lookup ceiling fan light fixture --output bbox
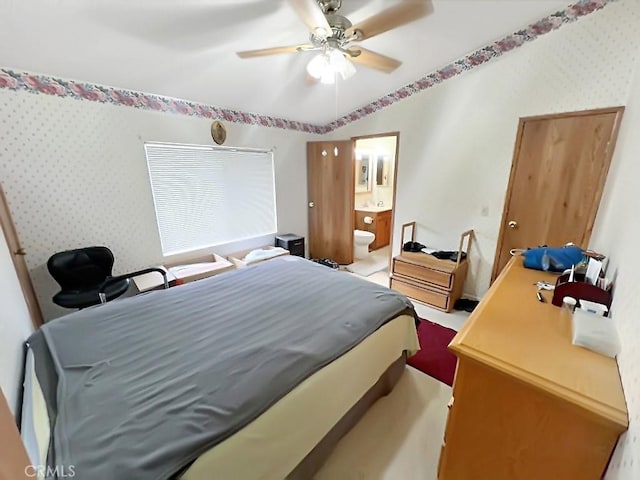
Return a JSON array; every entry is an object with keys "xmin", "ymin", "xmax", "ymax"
[
  {"xmin": 307, "ymin": 48, "xmax": 355, "ymax": 84},
  {"xmin": 320, "ymin": 68, "xmax": 336, "ymax": 85},
  {"xmin": 329, "ymin": 49, "xmax": 356, "ymax": 80},
  {"xmin": 306, "ymin": 52, "xmax": 330, "ymax": 79}
]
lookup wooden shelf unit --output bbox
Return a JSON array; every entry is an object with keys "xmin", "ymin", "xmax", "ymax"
[
  {"xmin": 438, "ymin": 257, "xmax": 628, "ymax": 480},
  {"xmin": 390, "ymin": 224, "xmax": 472, "ymax": 312},
  {"xmin": 391, "ymin": 252, "xmax": 468, "ymax": 312}
]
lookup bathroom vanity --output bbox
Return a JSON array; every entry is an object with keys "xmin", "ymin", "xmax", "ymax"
[{"xmin": 354, "ymin": 208, "xmax": 391, "ymax": 251}]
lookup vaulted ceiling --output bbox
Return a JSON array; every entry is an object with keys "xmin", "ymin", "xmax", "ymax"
[{"xmin": 1, "ymin": 0, "xmax": 574, "ymax": 125}]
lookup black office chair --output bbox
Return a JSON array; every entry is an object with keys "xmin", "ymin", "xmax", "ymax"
[{"xmin": 47, "ymin": 246, "xmax": 167, "ymax": 309}]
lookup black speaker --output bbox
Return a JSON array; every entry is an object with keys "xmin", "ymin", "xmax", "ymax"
[{"xmin": 275, "ymin": 234, "xmax": 305, "ymax": 257}]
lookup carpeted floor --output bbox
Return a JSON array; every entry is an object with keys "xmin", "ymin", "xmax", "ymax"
[{"xmin": 408, "ymin": 320, "xmax": 458, "ymax": 386}]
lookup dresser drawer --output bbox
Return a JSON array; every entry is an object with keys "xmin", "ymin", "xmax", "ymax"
[
  {"xmin": 393, "ymin": 259, "xmax": 453, "ymax": 289},
  {"xmin": 390, "ymin": 277, "xmax": 449, "ymax": 310}
]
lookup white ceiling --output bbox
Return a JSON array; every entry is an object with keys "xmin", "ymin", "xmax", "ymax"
[{"xmin": 0, "ymin": 0, "xmax": 571, "ymax": 125}]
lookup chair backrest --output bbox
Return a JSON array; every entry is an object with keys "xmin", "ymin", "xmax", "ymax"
[{"xmin": 47, "ymin": 246, "xmax": 115, "ymax": 291}]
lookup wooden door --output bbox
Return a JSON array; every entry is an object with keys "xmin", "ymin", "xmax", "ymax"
[
  {"xmin": 0, "ymin": 184, "xmax": 43, "ymax": 327},
  {"xmin": 307, "ymin": 140, "xmax": 354, "ymax": 264},
  {"xmin": 492, "ymin": 108, "xmax": 624, "ymax": 279}
]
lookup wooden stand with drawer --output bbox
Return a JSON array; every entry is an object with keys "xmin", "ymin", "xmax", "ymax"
[
  {"xmin": 438, "ymin": 257, "xmax": 628, "ymax": 480},
  {"xmin": 390, "ymin": 225, "xmax": 472, "ymax": 312}
]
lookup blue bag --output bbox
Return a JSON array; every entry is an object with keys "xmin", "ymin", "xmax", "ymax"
[{"xmin": 522, "ymin": 245, "xmax": 585, "ymax": 272}]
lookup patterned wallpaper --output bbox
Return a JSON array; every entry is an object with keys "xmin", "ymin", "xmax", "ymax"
[
  {"xmin": 0, "ymin": 91, "xmax": 310, "ymax": 320},
  {"xmin": 0, "ymin": 0, "xmax": 638, "ymax": 476},
  {"xmin": 590, "ymin": 43, "xmax": 640, "ymax": 478},
  {"xmin": 0, "ymin": 0, "xmax": 618, "ymax": 134},
  {"xmin": 326, "ymin": 0, "xmax": 640, "ymax": 302},
  {"xmin": 323, "ymin": 1, "xmax": 640, "ymax": 474}
]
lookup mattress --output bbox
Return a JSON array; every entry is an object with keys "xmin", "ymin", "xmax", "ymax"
[
  {"xmin": 23, "ymin": 314, "xmax": 418, "ymax": 480},
  {"xmin": 23, "ymin": 256, "xmax": 416, "ymax": 479}
]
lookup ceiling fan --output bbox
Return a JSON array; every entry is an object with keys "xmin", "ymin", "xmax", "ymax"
[{"xmin": 236, "ymin": 0, "xmax": 434, "ymax": 84}]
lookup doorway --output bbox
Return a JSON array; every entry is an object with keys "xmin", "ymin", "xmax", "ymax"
[
  {"xmin": 306, "ymin": 132, "xmax": 400, "ymax": 277},
  {"xmin": 348, "ymin": 133, "xmax": 399, "ymax": 281},
  {"xmin": 492, "ymin": 107, "xmax": 624, "ymax": 280}
]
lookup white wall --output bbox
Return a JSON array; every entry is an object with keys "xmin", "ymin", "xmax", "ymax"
[
  {"xmin": 327, "ymin": 0, "xmax": 640, "ymax": 299},
  {"xmin": 590, "ymin": 47, "xmax": 640, "ymax": 480},
  {"xmin": 0, "ymin": 231, "xmax": 33, "ymax": 416},
  {"xmin": 0, "ymin": 90, "xmax": 309, "ymax": 320}
]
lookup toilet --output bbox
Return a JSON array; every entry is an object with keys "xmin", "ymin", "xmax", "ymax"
[{"xmin": 354, "ymin": 230, "xmax": 375, "ymax": 259}]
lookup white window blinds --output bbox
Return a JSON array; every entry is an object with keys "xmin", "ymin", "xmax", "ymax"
[{"xmin": 145, "ymin": 142, "xmax": 277, "ymax": 255}]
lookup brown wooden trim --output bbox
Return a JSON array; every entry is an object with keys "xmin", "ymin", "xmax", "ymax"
[
  {"xmin": 0, "ymin": 185, "xmax": 44, "ymax": 328},
  {"xmin": 350, "ymin": 131, "xmax": 400, "ymax": 142},
  {"xmin": 350, "ymin": 131, "xmax": 400, "ymax": 286},
  {"xmin": 490, "ymin": 107, "xmax": 625, "ymax": 283},
  {"xmin": 491, "ymin": 118, "xmax": 526, "ymax": 283},
  {"xmin": 580, "ymin": 107, "xmax": 625, "ymax": 246},
  {"xmin": 348, "ymin": 140, "xmax": 355, "ymax": 264},
  {"xmin": 519, "ymin": 106, "xmax": 625, "ymax": 123},
  {"xmin": 388, "ymin": 132, "xmax": 401, "ymax": 285}
]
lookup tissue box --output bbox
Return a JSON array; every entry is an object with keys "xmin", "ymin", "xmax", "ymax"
[{"xmin": 572, "ymin": 310, "xmax": 620, "ymax": 358}]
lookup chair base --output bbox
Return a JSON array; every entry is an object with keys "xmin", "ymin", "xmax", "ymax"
[{"xmin": 53, "ymin": 278, "xmax": 130, "ymax": 309}]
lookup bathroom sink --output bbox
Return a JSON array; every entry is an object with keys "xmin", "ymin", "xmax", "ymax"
[{"xmin": 355, "ymin": 206, "xmax": 392, "ymax": 213}]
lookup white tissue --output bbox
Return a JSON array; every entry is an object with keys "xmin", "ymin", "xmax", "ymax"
[
  {"xmin": 572, "ymin": 310, "xmax": 620, "ymax": 358},
  {"xmin": 363, "ymin": 216, "xmax": 373, "ymax": 224}
]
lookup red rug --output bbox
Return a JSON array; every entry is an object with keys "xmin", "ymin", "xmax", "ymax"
[{"xmin": 408, "ymin": 320, "xmax": 458, "ymax": 387}]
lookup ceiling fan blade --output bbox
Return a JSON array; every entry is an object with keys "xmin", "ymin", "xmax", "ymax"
[
  {"xmin": 346, "ymin": 0, "xmax": 434, "ymax": 41},
  {"xmin": 237, "ymin": 44, "xmax": 312, "ymax": 58},
  {"xmin": 348, "ymin": 47, "xmax": 401, "ymax": 73},
  {"xmin": 288, "ymin": 0, "xmax": 332, "ymax": 37}
]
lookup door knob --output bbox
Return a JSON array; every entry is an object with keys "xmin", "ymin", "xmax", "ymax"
[
  {"xmin": 508, "ymin": 220, "xmax": 519, "ymax": 229},
  {"xmin": 308, "ymin": 202, "xmax": 315, "ymax": 208},
  {"xmin": 14, "ymin": 247, "xmax": 26, "ymax": 255}
]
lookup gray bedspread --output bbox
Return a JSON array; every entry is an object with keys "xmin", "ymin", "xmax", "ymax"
[{"xmin": 29, "ymin": 256, "xmax": 414, "ymax": 479}]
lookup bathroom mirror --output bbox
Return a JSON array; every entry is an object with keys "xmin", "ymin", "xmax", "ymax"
[
  {"xmin": 355, "ymin": 154, "xmax": 372, "ymax": 193},
  {"xmin": 375, "ymin": 155, "xmax": 390, "ymax": 186}
]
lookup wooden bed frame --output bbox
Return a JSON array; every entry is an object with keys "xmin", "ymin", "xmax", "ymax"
[
  {"xmin": 2, "ymin": 354, "xmax": 407, "ymax": 480},
  {"xmin": 287, "ymin": 353, "xmax": 407, "ymax": 479}
]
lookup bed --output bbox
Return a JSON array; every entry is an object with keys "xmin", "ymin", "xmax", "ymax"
[{"xmin": 21, "ymin": 256, "xmax": 419, "ymax": 479}]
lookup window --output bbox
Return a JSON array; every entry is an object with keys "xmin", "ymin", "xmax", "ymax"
[{"xmin": 145, "ymin": 142, "xmax": 277, "ymax": 256}]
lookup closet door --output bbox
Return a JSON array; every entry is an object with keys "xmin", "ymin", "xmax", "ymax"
[{"xmin": 492, "ymin": 107, "xmax": 624, "ymax": 280}]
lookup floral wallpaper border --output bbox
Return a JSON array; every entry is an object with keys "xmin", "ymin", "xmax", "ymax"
[
  {"xmin": 324, "ymin": 0, "xmax": 617, "ymax": 132},
  {"xmin": 0, "ymin": 0, "xmax": 615, "ymax": 134},
  {"xmin": 0, "ymin": 68, "xmax": 327, "ymax": 134}
]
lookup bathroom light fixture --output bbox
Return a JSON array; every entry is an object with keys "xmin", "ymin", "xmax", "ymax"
[{"xmin": 306, "ymin": 48, "xmax": 356, "ymax": 84}]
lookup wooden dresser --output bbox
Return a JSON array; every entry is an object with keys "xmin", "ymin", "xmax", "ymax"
[
  {"xmin": 390, "ymin": 252, "xmax": 468, "ymax": 312},
  {"xmin": 354, "ymin": 209, "xmax": 391, "ymax": 251},
  {"xmin": 438, "ymin": 258, "xmax": 628, "ymax": 480}
]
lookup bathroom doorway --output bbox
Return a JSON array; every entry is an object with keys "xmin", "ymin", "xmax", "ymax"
[{"xmin": 346, "ymin": 132, "xmax": 399, "ymax": 283}]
